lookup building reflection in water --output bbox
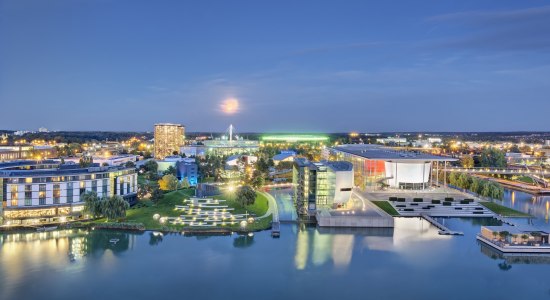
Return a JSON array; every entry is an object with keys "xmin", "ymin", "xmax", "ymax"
[
  {"xmin": 294, "ymin": 217, "xmax": 452, "ymax": 271},
  {"xmin": 0, "ymin": 228, "xmax": 137, "ymax": 299},
  {"xmin": 479, "ymin": 242, "xmax": 550, "ymax": 269}
]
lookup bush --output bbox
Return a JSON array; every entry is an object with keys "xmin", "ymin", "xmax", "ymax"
[
  {"xmin": 397, "ymin": 198, "xmax": 406, "ymax": 202},
  {"xmin": 413, "ymin": 198, "xmax": 423, "ymax": 202},
  {"xmin": 93, "ymin": 222, "xmax": 145, "ymax": 231},
  {"xmin": 443, "ymin": 201, "xmax": 452, "ymax": 206},
  {"xmin": 431, "ymin": 200, "xmax": 441, "ymax": 204},
  {"xmin": 389, "ymin": 197, "xmax": 397, "ymax": 201}
]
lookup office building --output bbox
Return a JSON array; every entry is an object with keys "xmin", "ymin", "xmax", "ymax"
[
  {"xmin": 0, "ymin": 160, "xmax": 137, "ymax": 225},
  {"xmin": 293, "ymin": 158, "xmax": 353, "ymax": 216},
  {"xmin": 154, "ymin": 123, "xmax": 185, "ymax": 159},
  {"xmin": 157, "ymin": 156, "xmax": 198, "ymax": 186}
]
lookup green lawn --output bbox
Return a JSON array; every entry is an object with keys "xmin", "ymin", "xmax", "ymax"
[
  {"xmin": 125, "ymin": 189, "xmax": 196, "ymax": 229},
  {"xmin": 479, "ymin": 202, "xmax": 531, "ymax": 217},
  {"xmin": 514, "ymin": 176, "xmax": 535, "ymax": 185},
  {"xmin": 123, "ymin": 189, "xmax": 272, "ymax": 231},
  {"xmin": 371, "ymin": 201, "xmax": 400, "ymax": 216}
]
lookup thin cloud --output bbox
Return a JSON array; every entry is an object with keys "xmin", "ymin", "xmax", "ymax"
[{"xmin": 290, "ymin": 42, "xmax": 382, "ymax": 56}]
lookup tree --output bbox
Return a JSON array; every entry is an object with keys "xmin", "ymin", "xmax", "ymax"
[
  {"xmin": 448, "ymin": 172, "xmax": 458, "ymax": 186},
  {"xmin": 480, "ymin": 148, "xmax": 507, "ymax": 168},
  {"xmin": 251, "ymin": 170, "xmax": 265, "ymax": 189},
  {"xmin": 144, "ymin": 160, "xmax": 158, "ymax": 173},
  {"xmin": 236, "ymin": 185, "xmax": 256, "ymax": 207},
  {"xmin": 79, "ymin": 156, "xmax": 93, "ymax": 168},
  {"xmin": 82, "ymin": 191, "xmax": 102, "ymax": 218},
  {"xmin": 150, "ymin": 182, "xmax": 164, "ymax": 203},
  {"xmin": 159, "ymin": 174, "xmax": 178, "ymax": 191},
  {"xmin": 460, "ymin": 155, "xmax": 474, "ymax": 168},
  {"xmin": 470, "ymin": 177, "xmax": 481, "ymax": 195},
  {"xmin": 457, "ymin": 173, "xmax": 470, "ymax": 189},
  {"xmin": 101, "ymin": 195, "xmax": 129, "ymax": 221},
  {"xmin": 180, "ymin": 177, "xmax": 190, "ymax": 189},
  {"xmin": 125, "ymin": 161, "xmax": 136, "ymax": 168},
  {"xmin": 164, "ymin": 165, "xmax": 177, "ymax": 176}
]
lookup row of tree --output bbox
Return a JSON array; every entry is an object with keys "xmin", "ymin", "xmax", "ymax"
[
  {"xmin": 82, "ymin": 192, "xmax": 130, "ymax": 221},
  {"xmin": 442, "ymin": 171, "xmax": 504, "ymax": 200},
  {"xmin": 460, "ymin": 148, "xmax": 507, "ymax": 169}
]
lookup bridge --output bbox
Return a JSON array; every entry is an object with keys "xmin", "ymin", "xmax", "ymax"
[
  {"xmin": 446, "ymin": 167, "xmax": 549, "ymax": 188},
  {"xmin": 447, "ymin": 167, "xmax": 550, "ymax": 177}
]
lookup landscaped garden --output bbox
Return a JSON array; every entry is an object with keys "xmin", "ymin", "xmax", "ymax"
[
  {"xmin": 123, "ymin": 188, "xmax": 272, "ymax": 231},
  {"xmin": 371, "ymin": 201, "xmax": 400, "ymax": 216},
  {"xmin": 479, "ymin": 202, "xmax": 531, "ymax": 217}
]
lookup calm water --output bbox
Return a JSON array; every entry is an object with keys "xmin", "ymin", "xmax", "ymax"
[{"xmin": 2, "ymin": 189, "xmax": 550, "ymax": 300}]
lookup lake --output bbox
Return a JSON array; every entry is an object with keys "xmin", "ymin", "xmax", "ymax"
[{"xmin": 1, "ymin": 189, "xmax": 550, "ymax": 300}]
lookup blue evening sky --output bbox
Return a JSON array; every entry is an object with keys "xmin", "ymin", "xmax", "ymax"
[{"xmin": 1, "ymin": 0, "xmax": 550, "ymax": 132}]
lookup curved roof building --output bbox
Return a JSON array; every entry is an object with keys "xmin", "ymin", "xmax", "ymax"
[{"xmin": 330, "ymin": 144, "xmax": 457, "ymax": 190}]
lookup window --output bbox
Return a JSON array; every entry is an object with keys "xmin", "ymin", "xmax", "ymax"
[
  {"xmin": 91, "ymin": 180, "xmax": 97, "ymax": 192},
  {"xmin": 67, "ymin": 182, "xmax": 73, "ymax": 203},
  {"xmin": 53, "ymin": 184, "xmax": 60, "ymax": 204},
  {"xmin": 39, "ymin": 184, "xmax": 46, "ymax": 205},
  {"xmin": 79, "ymin": 181, "xmax": 86, "ymax": 196},
  {"xmin": 10, "ymin": 185, "xmax": 18, "ymax": 206},
  {"xmin": 25, "ymin": 185, "xmax": 32, "ymax": 206},
  {"xmin": 102, "ymin": 179, "xmax": 108, "ymax": 195}
]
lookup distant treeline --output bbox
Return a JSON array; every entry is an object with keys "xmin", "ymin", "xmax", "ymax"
[{"xmin": 14, "ymin": 131, "xmax": 153, "ymax": 143}]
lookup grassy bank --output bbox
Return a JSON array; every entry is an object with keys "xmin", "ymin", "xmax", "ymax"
[
  {"xmin": 121, "ymin": 189, "xmax": 271, "ymax": 231},
  {"xmin": 371, "ymin": 201, "xmax": 400, "ymax": 216},
  {"xmin": 479, "ymin": 202, "xmax": 531, "ymax": 217}
]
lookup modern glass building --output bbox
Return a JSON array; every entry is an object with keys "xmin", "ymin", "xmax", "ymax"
[
  {"xmin": 329, "ymin": 144, "xmax": 456, "ymax": 190},
  {"xmin": 293, "ymin": 158, "xmax": 353, "ymax": 216},
  {"xmin": 0, "ymin": 160, "xmax": 137, "ymax": 225}
]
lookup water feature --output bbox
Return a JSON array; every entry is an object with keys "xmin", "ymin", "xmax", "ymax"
[{"xmin": 1, "ymin": 188, "xmax": 550, "ymax": 300}]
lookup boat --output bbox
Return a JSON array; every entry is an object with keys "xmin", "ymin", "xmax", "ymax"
[
  {"xmin": 109, "ymin": 238, "xmax": 120, "ymax": 244},
  {"xmin": 37, "ymin": 226, "xmax": 58, "ymax": 232}
]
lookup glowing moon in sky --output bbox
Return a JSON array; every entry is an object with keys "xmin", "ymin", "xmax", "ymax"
[{"xmin": 221, "ymin": 98, "xmax": 239, "ymax": 114}]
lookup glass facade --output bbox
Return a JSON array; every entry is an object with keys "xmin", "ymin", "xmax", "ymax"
[
  {"xmin": 10, "ymin": 185, "xmax": 18, "ymax": 206},
  {"xmin": 102, "ymin": 179, "xmax": 108, "ymax": 195},
  {"xmin": 25, "ymin": 185, "xmax": 32, "ymax": 206},
  {"xmin": 53, "ymin": 184, "xmax": 60, "ymax": 204},
  {"xmin": 38, "ymin": 184, "xmax": 46, "ymax": 205},
  {"xmin": 67, "ymin": 182, "xmax": 73, "ymax": 203}
]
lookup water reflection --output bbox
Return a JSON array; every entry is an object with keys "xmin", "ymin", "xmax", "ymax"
[
  {"xmin": 501, "ymin": 189, "xmax": 550, "ymax": 226},
  {"xmin": 294, "ymin": 218, "xmax": 452, "ymax": 270},
  {"xmin": 479, "ymin": 242, "xmax": 550, "ymax": 266},
  {"xmin": 233, "ymin": 234, "xmax": 255, "ymax": 248}
]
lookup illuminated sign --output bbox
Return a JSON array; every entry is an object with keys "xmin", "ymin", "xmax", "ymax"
[{"xmin": 261, "ymin": 135, "xmax": 329, "ymax": 142}]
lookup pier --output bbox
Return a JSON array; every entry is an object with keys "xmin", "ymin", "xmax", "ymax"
[{"xmin": 421, "ymin": 214, "xmax": 463, "ymax": 236}]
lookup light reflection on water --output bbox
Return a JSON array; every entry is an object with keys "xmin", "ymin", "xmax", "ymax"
[{"xmin": 1, "ymin": 189, "xmax": 550, "ymax": 300}]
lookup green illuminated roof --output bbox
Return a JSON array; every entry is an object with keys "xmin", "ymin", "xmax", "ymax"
[{"xmin": 261, "ymin": 135, "xmax": 329, "ymax": 142}]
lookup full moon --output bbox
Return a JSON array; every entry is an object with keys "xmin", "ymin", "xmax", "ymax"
[{"xmin": 221, "ymin": 98, "xmax": 239, "ymax": 114}]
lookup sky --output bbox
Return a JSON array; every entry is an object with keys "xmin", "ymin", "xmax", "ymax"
[{"xmin": 1, "ymin": 0, "xmax": 550, "ymax": 133}]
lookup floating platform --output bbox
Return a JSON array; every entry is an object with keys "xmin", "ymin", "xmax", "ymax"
[{"xmin": 477, "ymin": 235, "xmax": 550, "ymax": 253}]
